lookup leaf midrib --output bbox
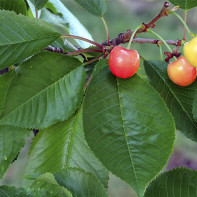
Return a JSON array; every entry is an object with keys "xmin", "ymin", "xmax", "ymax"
[
  {"xmin": 148, "ymin": 61, "xmax": 197, "ymax": 130},
  {"xmin": 0, "ymin": 67, "xmax": 80, "ymax": 125},
  {"xmin": 116, "ymin": 78, "xmax": 140, "ymax": 195},
  {"xmin": 0, "ymin": 36, "xmax": 60, "ymax": 47}
]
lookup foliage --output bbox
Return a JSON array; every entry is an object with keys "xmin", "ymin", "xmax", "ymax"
[{"xmin": 0, "ymin": 0, "xmax": 197, "ymax": 197}]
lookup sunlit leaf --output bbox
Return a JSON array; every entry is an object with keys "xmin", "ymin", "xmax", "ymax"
[
  {"xmin": 0, "ymin": 52, "xmax": 86, "ymax": 129},
  {"xmin": 0, "ymin": 10, "xmax": 61, "ymax": 69}
]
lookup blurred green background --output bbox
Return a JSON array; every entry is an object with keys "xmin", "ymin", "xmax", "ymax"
[{"xmin": 1, "ymin": 1, "xmax": 197, "ymax": 197}]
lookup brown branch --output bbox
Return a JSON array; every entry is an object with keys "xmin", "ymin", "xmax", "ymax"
[
  {"xmin": 67, "ymin": 48, "xmax": 104, "ymax": 56},
  {"xmin": 137, "ymin": 2, "xmax": 170, "ymax": 34},
  {"xmin": 102, "ymin": 2, "xmax": 171, "ymax": 46},
  {"xmin": 102, "ymin": 36, "xmax": 182, "ymax": 47},
  {"xmin": 133, "ymin": 38, "xmax": 182, "ymax": 46}
]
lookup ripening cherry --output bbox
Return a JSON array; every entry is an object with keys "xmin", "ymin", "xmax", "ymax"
[
  {"xmin": 183, "ymin": 37, "xmax": 197, "ymax": 67},
  {"xmin": 167, "ymin": 56, "xmax": 197, "ymax": 87},
  {"xmin": 108, "ymin": 46, "xmax": 140, "ymax": 78}
]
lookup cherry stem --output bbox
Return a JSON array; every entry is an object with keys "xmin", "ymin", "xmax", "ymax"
[
  {"xmin": 170, "ymin": 11, "xmax": 193, "ymax": 38},
  {"xmin": 35, "ymin": 8, "xmax": 38, "ymax": 19},
  {"xmin": 61, "ymin": 35, "xmax": 104, "ymax": 48},
  {"xmin": 159, "ymin": 44, "xmax": 164, "ymax": 61},
  {"xmin": 127, "ymin": 25, "xmax": 143, "ymax": 49},
  {"xmin": 147, "ymin": 29, "xmax": 172, "ymax": 53},
  {"xmin": 183, "ymin": 10, "xmax": 187, "ymax": 40},
  {"xmin": 83, "ymin": 53, "xmax": 105, "ymax": 66},
  {"xmin": 67, "ymin": 48, "xmax": 104, "ymax": 56},
  {"xmin": 131, "ymin": 38, "xmax": 181, "ymax": 46},
  {"xmin": 84, "ymin": 74, "xmax": 92, "ymax": 89},
  {"xmin": 101, "ymin": 17, "xmax": 110, "ymax": 46}
]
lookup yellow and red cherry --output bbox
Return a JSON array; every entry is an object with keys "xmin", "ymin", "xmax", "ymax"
[
  {"xmin": 183, "ymin": 37, "xmax": 197, "ymax": 67},
  {"xmin": 108, "ymin": 46, "xmax": 140, "ymax": 78},
  {"xmin": 167, "ymin": 56, "xmax": 197, "ymax": 87}
]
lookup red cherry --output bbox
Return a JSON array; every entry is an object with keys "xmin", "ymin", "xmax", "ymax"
[
  {"xmin": 108, "ymin": 46, "xmax": 140, "ymax": 78},
  {"xmin": 167, "ymin": 56, "xmax": 196, "ymax": 87}
]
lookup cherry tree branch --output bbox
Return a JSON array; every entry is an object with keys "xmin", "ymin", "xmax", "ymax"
[
  {"xmin": 130, "ymin": 38, "xmax": 181, "ymax": 46},
  {"xmin": 102, "ymin": 2, "xmax": 172, "ymax": 46}
]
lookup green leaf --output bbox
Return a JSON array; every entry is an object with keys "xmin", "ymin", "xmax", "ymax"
[
  {"xmin": 55, "ymin": 168, "xmax": 109, "ymax": 197},
  {"xmin": 169, "ymin": 0, "xmax": 197, "ymax": 10},
  {"xmin": 0, "ymin": 186, "xmax": 34, "ymax": 197},
  {"xmin": 0, "ymin": 184, "xmax": 71, "ymax": 197},
  {"xmin": 193, "ymin": 90, "xmax": 197, "ymax": 122},
  {"xmin": 32, "ymin": 173, "xmax": 73, "ymax": 197},
  {"xmin": 0, "ymin": 0, "xmax": 27, "ymax": 15},
  {"xmin": 0, "ymin": 10, "xmax": 61, "ymax": 70},
  {"xmin": 0, "ymin": 52, "xmax": 86, "ymax": 129},
  {"xmin": 29, "ymin": 0, "xmax": 49, "ymax": 10},
  {"xmin": 0, "ymin": 71, "xmax": 15, "ymax": 116},
  {"xmin": 24, "ymin": 108, "xmax": 108, "ymax": 188},
  {"xmin": 0, "ymin": 125, "xmax": 31, "ymax": 178},
  {"xmin": 43, "ymin": 0, "xmax": 93, "ymax": 48},
  {"xmin": 72, "ymin": 0, "xmax": 106, "ymax": 16},
  {"xmin": 144, "ymin": 168, "xmax": 197, "ymax": 196},
  {"xmin": 83, "ymin": 61, "xmax": 175, "ymax": 197},
  {"xmin": 144, "ymin": 60, "xmax": 197, "ymax": 141}
]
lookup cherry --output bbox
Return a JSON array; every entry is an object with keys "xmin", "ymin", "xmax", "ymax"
[
  {"xmin": 183, "ymin": 37, "xmax": 197, "ymax": 67},
  {"xmin": 108, "ymin": 46, "xmax": 140, "ymax": 78},
  {"xmin": 167, "ymin": 56, "xmax": 196, "ymax": 87}
]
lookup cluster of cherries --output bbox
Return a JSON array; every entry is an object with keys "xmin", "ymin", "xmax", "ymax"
[{"xmin": 108, "ymin": 37, "xmax": 197, "ymax": 87}]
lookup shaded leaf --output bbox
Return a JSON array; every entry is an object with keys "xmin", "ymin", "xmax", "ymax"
[
  {"xmin": 24, "ymin": 108, "xmax": 108, "ymax": 188},
  {"xmin": 55, "ymin": 168, "xmax": 109, "ymax": 197},
  {"xmin": 0, "ymin": 125, "xmax": 31, "ymax": 178},
  {"xmin": 0, "ymin": 71, "xmax": 15, "ymax": 116},
  {"xmin": 29, "ymin": 0, "xmax": 49, "ymax": 10},
  {"xmin": 83, "ymin": 61, "xmax": 175, "ymax": 197},
  {"xmin": 0, "ymin": 52, "xmax": 86, "ymax": 129},
  {"xmin": 0, "ymin": 10, "xmax": 61, "ymax": 69},
  {"xmin": 0, "ymin": 0, "xmax": 27, "ymax": 15},
  {"xmin": 193, "ymin": 90, "xmax": 197, "ymax": 122},
  {"xmin": 144, "ymin": 60, "xmax": 197, "ymax": 141},
  {"xmin": 169, "ymin": 0, "xmax": 197, "ymax": 10},
  {"xmin": 0, "ymin": 184, "xmax": 71, "ymax": 197},
  {"xmin": 72, "ymin": 0, "xmax": 106, "ymax": 16},
  {"xmin": 32, "ymin": 173, "xmax": 73, "ymax": 197},
  {"xmin": 0, "ymin": 186, "xmax": 34, "ymax": 197},
  {"xmin": 144, "ymin": 168, "xmax": 197, "ymax": 196}
]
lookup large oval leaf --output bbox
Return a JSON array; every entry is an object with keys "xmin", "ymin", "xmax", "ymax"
[
  {"xmin": 0, "ymin": 125, "xmax": 31, "ymax": 178},
  {"xmin": 0, "ymin": 52, "xmax": 86, "ymax": 129},
  {"xmin": 23, "ymin": 108, "xmax": 108, "ymax": 188},
  {"xmin": 72, "ymin": 0, "xmax": 106, "ymax": 16},
  {"xmin": 83, "ymin": 61, "xmax": 175, "ymax": 197},
  {"xmin": 0, "ymin": 0, "xmax": 27, "ymax": 15},
  {"xmin": 55, "ymin": 168, "xmax": 109, "ymax": 197},
  {"xmin": 144, "ymin": 60, "xmax": 197, "ymax": 141},
  {"xmin": 144, "ymin": 168, "xmax": 197, "ymax": 196},
  {"xmin": 169, "ymin": 0, "xmax": 197, "ymax": 10},
  {"xmin": 0, "ymin": 10, "xmax": 61, "ymax": 69}
]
